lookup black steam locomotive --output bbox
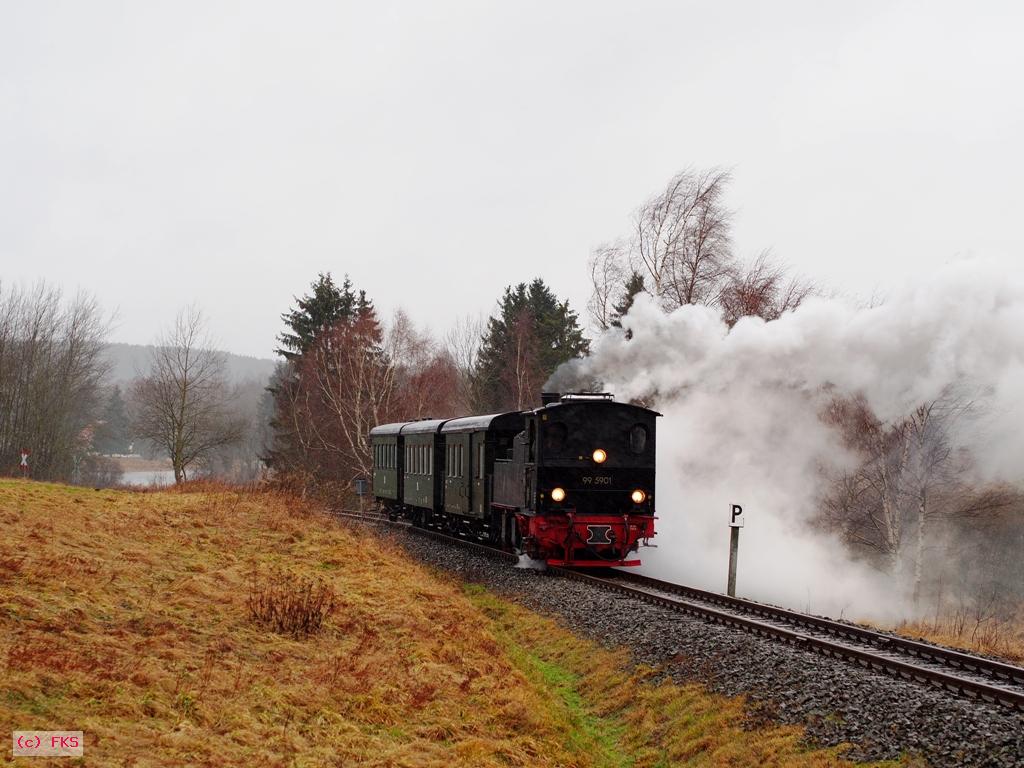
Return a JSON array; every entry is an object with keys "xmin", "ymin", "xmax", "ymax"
[{"xmin": 369, "ymin": 392, "xmax": 659, "ymax": 566}]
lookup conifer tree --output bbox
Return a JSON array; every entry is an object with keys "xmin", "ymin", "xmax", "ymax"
[
  {"xmin": 474, "ymin": 279, "xmax": 589, "ymax": 411},
  {"xmin": 610, "ymin": 271, "xmax": 646, "ymax": 337}
]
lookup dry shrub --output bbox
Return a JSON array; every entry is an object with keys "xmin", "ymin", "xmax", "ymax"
[{"xmin": 247, "ymin": 568, "xmax": 338, "ymax": 637}]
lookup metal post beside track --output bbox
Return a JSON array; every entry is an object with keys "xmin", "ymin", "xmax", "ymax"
[
  {"xmin": 727, "ymin": 504, "xmax": 744, "ymax": 597},
  {"xmin": 727, "ymin": 526, "xmax": 739, "ymax": 596}
]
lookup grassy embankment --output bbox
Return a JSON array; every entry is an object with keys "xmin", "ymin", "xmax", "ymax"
[{"xmin": 0, "ymin": 480, "xmax": 902, "ymax": 766}]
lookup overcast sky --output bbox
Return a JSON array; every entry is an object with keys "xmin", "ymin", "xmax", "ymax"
[{"xmin": 2, "ymin": 1, "xmax": 1022, "ymax": 358}]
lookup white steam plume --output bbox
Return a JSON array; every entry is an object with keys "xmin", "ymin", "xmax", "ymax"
[{"xmin": 549, "ymin": 260, "xmax": 1024, "ymax": 620}]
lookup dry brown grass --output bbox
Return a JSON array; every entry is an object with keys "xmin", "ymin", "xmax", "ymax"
[
  {"xmin": 0, "ymin": 479, "xmax": 904, "ymax": 766},
  {"xmin": 893, "ymin": 615, "xmax": 1024, "ymax": 665}
]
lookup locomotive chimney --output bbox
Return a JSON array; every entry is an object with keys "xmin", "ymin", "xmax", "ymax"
[{"xmin": 540, "ymin": 392, "xmax": 560, "ymax": 405}]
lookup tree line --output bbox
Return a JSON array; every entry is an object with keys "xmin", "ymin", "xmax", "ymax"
[
  {"xmin": 264, "ymin": 274, "xmax": 589, "ymax": 492},
  {"xmin": 0, "ymin": 285, "xmax": 266, "ymax": 486}
]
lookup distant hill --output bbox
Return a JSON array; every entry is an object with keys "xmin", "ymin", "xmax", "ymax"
[{"xmin": 102, "ymin": 343, "xmax": 277, "ymax": 386}]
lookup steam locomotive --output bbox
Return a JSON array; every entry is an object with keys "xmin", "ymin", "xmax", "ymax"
[{"xmin": 369, "ymin": 392, "xmax": 659, "ymax": 566}]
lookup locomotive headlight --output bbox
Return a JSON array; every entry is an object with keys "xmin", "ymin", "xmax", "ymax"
[
  {"xmin": 631, "ymin": 489, "xmax": 646, "ymax": 504},
  {"xmin": 551, "ymin": 487, "xmax": 566, "ymax": 503},
  {"xmin": 592, "ymin": 448, "xmax": 607, "ymax": 464}
]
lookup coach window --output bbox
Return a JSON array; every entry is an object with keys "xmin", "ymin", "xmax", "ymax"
[{"xmin": 477, "ymin": 443, "xmax": 485, "ymax": 479}]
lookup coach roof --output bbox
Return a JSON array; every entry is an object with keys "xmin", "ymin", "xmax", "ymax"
[
  {"xmin": 441, "ymin": 411, "xmax": 525, "ymax": 433},
  {"xmin": 369, "ymin": 422, "xmax": 407, "ymax": 437},
  {"xmin": 400, "ymin": 418, "xmax": 450, "ymax": 435}
]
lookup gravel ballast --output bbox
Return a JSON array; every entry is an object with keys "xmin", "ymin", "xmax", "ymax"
[{"xmin": 380, "ymin": 525, "xmax": 1024, "ymax": 767}]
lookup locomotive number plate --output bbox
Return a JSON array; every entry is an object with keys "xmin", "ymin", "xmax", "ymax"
[{"xmin": 581, "ymin": 476, "xmax": 612, "ymax": 485}]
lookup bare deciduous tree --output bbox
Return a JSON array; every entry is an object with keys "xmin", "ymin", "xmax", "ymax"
[
  {"xmin": 632, "ymin": 167, "xmax": 735, "ymax": 311},
  {"xmin": 719, "ymin": 250, "xmax": 815, "ymax": 327},
  {"xmin": 587, "ymin": 243, "xmax": 627, "ymax": 331},
  {"xmin": 824, "ymin": 391, "xmax": 1014, "ymax": 603},
  {"xmin": 130, "ymin": 307, "xmax": 243, "ymax": 483},
  {"xmin": 300, "ymin": 310, "xmax": 398, "ymax": 482},
  {"xmin": 0, "ymin": 282, "xmax": 109, "ymax": 481},
  {"xmin": 444, "ymin": 313, "xmax": 485, "ymax": 412}
]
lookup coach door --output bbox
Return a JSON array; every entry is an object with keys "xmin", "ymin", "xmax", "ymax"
[
  {"xmin": 470, "ymin": 431, "xmax": 487, "ymax": 518},
  {"xmin": 444, "ymin": 434, "xmax": 471, "ymax": 517}
]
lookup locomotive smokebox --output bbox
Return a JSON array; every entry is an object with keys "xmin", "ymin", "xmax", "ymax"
[{"xmin": 540, "ymin": 392, "xmax": 561, "ymax": 405}]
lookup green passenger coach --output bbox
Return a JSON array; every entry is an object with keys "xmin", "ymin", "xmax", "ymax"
[
  {"xmin": 369, "ymin": 422, "xmax": 404, "ymax": 502},
  {"xmin": 399, "ymin": 419, "xmax": 446, "ymax": 511}
]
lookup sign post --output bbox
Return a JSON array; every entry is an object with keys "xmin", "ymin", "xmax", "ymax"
[
  {"xmin": 354, "ymin": 477, "xmax": 369, "ymax": 513},
  {"xmin": 19, "ymin": 448, "xmax": 30, "ymax": 479},
  {"xmin": 727, "ymin": 503, "xmax": 744, "ymax": 597}
]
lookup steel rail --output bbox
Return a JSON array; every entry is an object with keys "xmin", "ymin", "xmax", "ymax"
[{"xmin": 335, "ymin": 508, "xmax": 1024, "ymax": 711}]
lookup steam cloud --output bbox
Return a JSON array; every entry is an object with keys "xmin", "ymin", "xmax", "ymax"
[{"xmin": 549, "ymin": 260, "xmax": 1024, "ymax": 619}]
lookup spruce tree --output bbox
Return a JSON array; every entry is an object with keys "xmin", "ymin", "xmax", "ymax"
[
  {"xmin": 474, "ymin": 279, "xmax": 589, "ymax": 412},
  {"xmin": 276, "ymin": 273, "xmax": 367, "ymax": 360}
]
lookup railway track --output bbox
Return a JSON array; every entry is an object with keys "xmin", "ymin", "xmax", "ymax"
[
  {"xmin": 558, "ymin": 569, "xmax": 1024, "ymax": 711},
  {"xmin": 334, "ymin": 508, "xmax": 1024, "ymax": 712}
]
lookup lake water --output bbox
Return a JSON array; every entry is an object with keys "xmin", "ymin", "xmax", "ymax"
[{"xmin": 121, "ymin": 470, "xmax": 176, "ymax": 487}]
